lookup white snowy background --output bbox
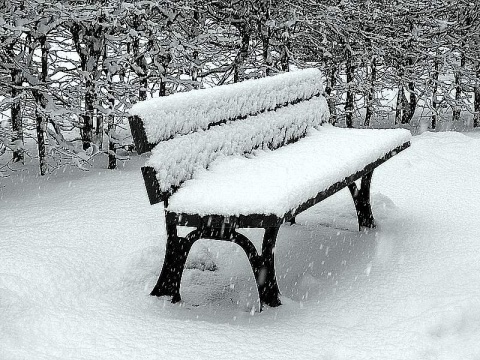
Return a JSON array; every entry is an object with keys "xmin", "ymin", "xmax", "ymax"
[{"xmin": 1, "ymin": 130, "xmax": 480, "ymax": 359}]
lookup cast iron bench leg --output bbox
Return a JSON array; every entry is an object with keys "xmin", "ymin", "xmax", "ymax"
[
  {"xmin": 257, "ymin": 226, "xmax": 282, "ymax": 308},
  {"xmin": 150, "ymin": 221, "xmax": 199, "ymax": 302},
  {"xmin": 348, "ymin": 170, "xmax": 376, "ymax": 230}
]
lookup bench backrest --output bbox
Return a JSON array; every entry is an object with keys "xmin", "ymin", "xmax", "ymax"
[
  {"xmin": 129, "ymin": 68, "xmax": 324, "ymax": 154},
  {"xmin": 128, "ymin": 68, "xmax": 330, "ymax": 205}
]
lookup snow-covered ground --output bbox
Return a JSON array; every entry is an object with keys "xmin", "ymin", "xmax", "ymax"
[{"xmin": 1, "ymin": 130, "xmax": 480, "ymax": 360}]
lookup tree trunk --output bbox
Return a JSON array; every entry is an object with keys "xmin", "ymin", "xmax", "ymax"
[
  {"xmin": 96, "ymin": 105, "xmax": 103, "ymax": 151},
  {"xmin": 71, "ymin": 22, "xmax": 102, "ymax": 151},
  {"xmin": 139, "ymin": 72, "xmax": 148, "ymax": 101},
  {"xmin": 36, "ymin": 35, "xmax": 48, "ymax": 175},
  {"xmin": 325, "ymin": 66, "xmax": 337, "ymax": 125},
  {"xmin": 280, "ymin": 28, "xmax": 290, "ymax": 72},
  {"xmin": 431, "ymin": 58, "xmax": 440, "ymax": 129},
  {"xmin": 258, "ymin": 1, "xmax": 272, "ymax": 77},
  {"xmin": 261, "ymin": 31, "xmax": 272, "ymax": 76},
  {"xmin": 402, "ymin": 80, "xmax": 416, "ymax": 124},
  {"xmin": 396, "ymin": 57, "xmax": 416, "ymax": 125},
  {"xmin": 452, "ymin": 52, "xmax": 466, "ymax": 122},
  {"xmin": 87, "ymin": 24, "xmax": 104, "ymax": 150},
  {"xmin": 474, "ymin": 65, "xmax": 480, "ymax": 128},
  {"xmin": 11, "ymin": 70, "xmax": 23, "ymax": 163},
  {"xmin": 82, "ymin": 79, "xmax": 95, "ymax": 150},
  {"xmin": 395, "ymin": 85, "xmax": 405, "ymax": 125},
  {"xmin": 191, "ymin": 48, "xmax": 199, "ymax": 86},
  {"xmin": 191, "ymin": 9, "xmax": 200, "ymax": 85},
  {"xmin": 9, "ymin": 40, "xmax": 23, "ymax": 162},
  {"xmin": 364, "ymin": 57, "xmax": 376, "ymax": 127},
  {"xmin": 103, "ymin": 42, "xmax": 116, "ymax": 170},
  {"xmin": 132, "ymin": 16, "xmax": 148, "ymax": 102},
  {"xmin": 35, "ymin": 110, "xmax": 47, "ymax": 175},
  {"xmin": 345, "ymin": 50, "xmax": 355, "ymax": 128},
  {"xmin": 159, "ymin": 79, "xmax": 166, "ymax": 97},
  {"xmin": 107, "ymin": 93, "xmax": 116, "ymax": 170},
  {"xmin": 234, "ymin": 28, "xmax": 250, "ymax": 83}
]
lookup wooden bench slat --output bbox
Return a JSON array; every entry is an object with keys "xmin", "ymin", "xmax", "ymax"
[{"xmin": 129, "ymin": 115, "xmax": 154, "ymax": 155}]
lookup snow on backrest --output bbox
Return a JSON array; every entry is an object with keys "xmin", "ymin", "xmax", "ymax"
[
  {"xmin": 130, "ymin": 68, "xmax": 323, "ymax": 144},
  {"xmin": 145, "ymin": 96, "xmax": 330, "ymax": 194}
]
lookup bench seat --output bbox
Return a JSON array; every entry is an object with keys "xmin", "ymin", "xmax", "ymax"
[{"xmin": 168, "ymin": 125, "xmax": 411, "ymax": 217}]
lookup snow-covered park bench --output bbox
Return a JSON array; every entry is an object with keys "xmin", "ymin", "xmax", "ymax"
[{"xmin": 128, "ymin": 68, "xmax": 411, "ymax": 310}]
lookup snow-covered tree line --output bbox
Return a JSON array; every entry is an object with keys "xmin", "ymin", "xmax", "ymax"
[
  {"xmin": 0, "ymin": 0, "xmax": 479, "ymax": 175},
  {"xmin": 294, "ymin": 0, "xmax": 480, "ymax": 128}
]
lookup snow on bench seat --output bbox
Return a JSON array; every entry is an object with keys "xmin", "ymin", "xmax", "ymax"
[{"xmin": 167, "ymin": 125, "xmax": 412, "ymax": 217}]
